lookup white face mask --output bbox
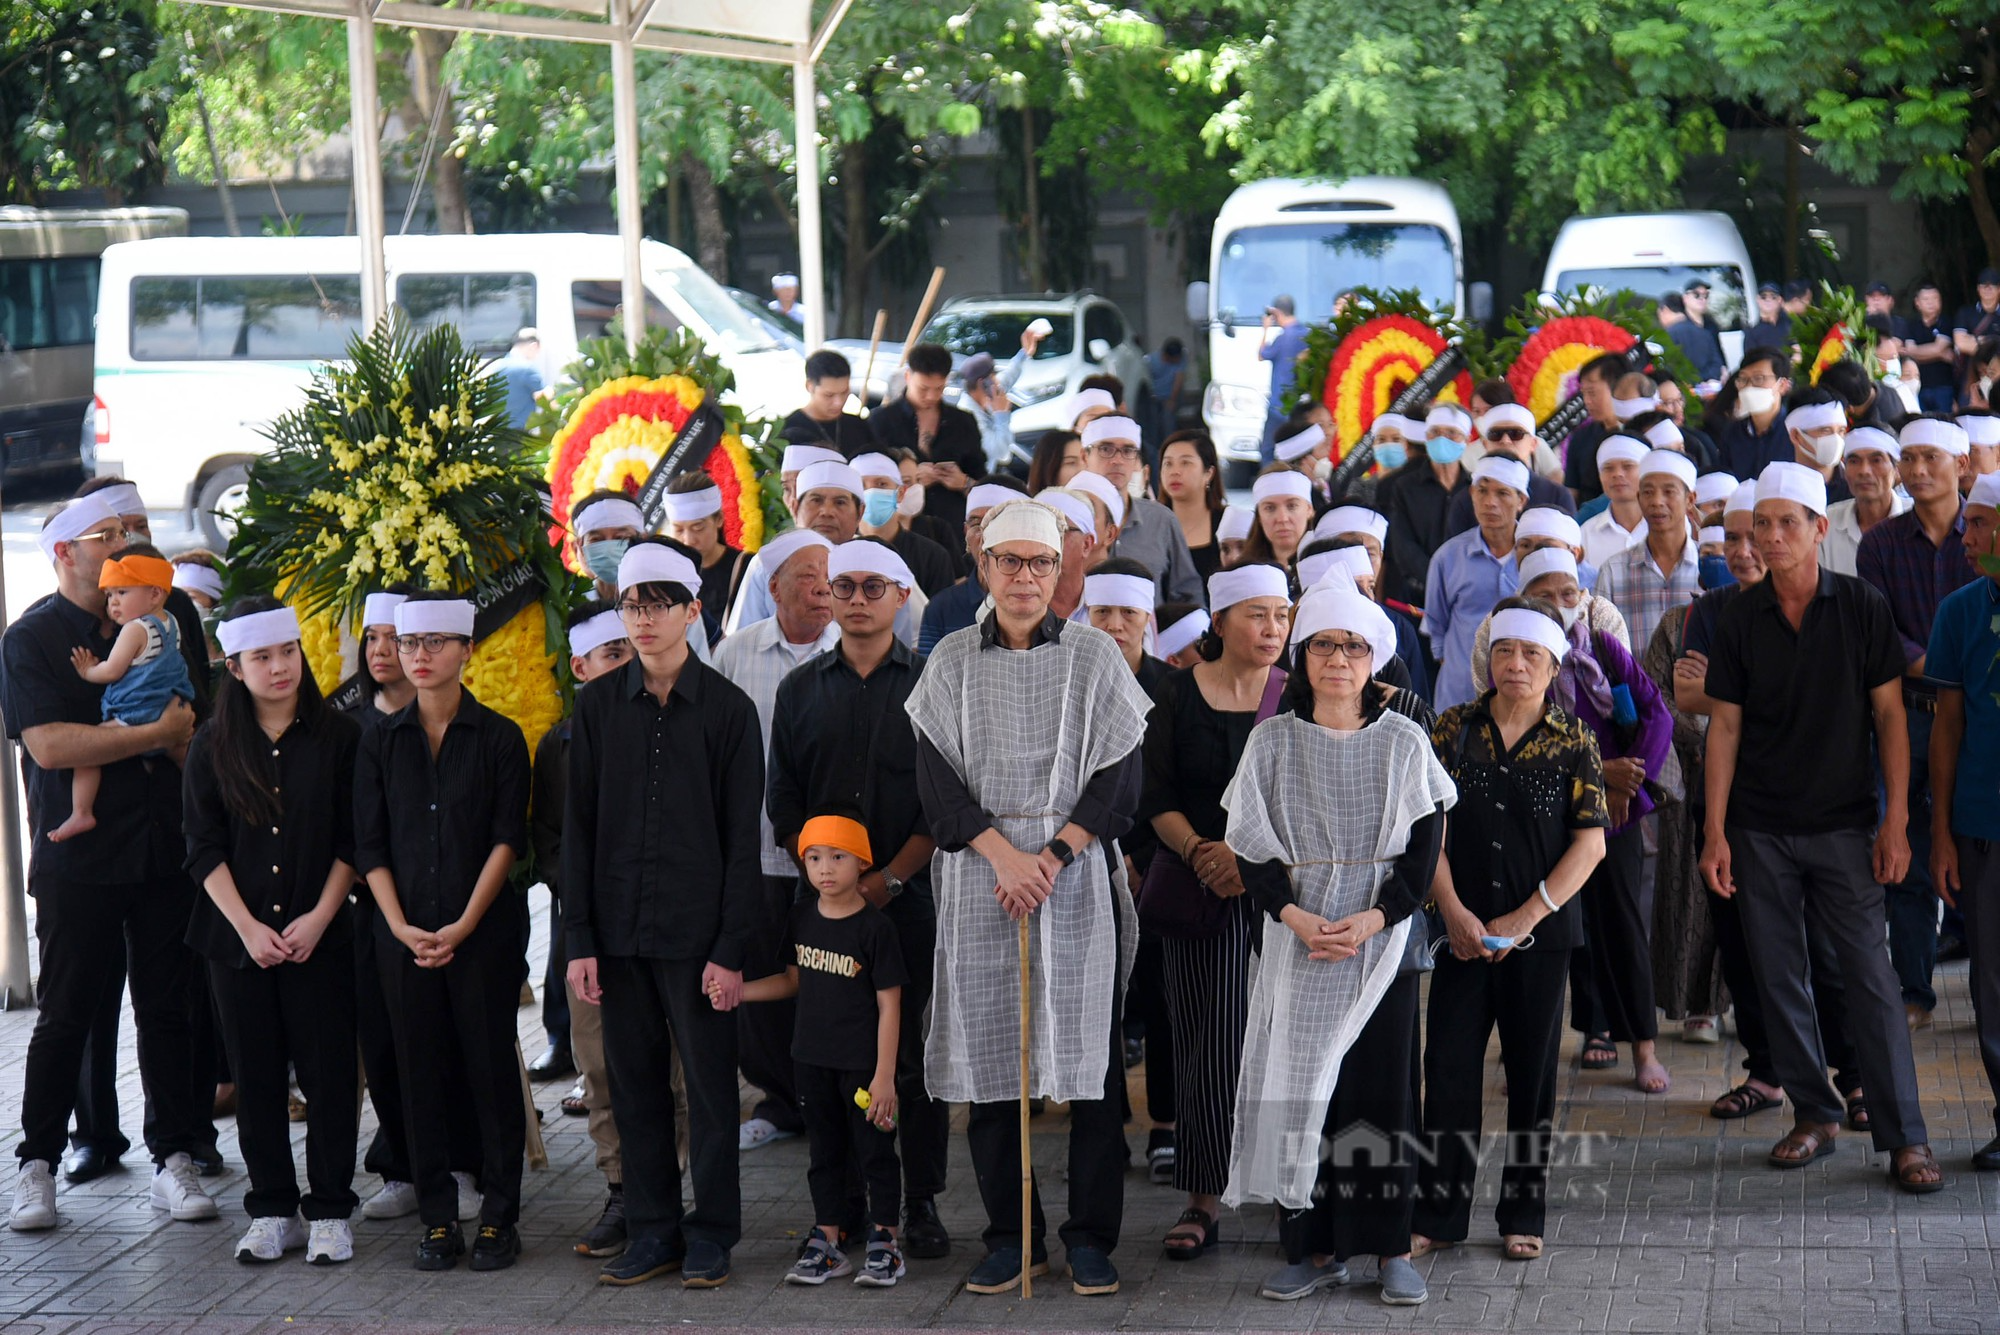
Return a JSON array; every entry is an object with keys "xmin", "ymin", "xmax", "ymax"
[
  {"xmin": 1557, "ymin": 603, "xmax": 1583, "ymax": 631},
  {"xmin": 896, "ymin": 485, "xmax": 925, "ymax": 518},
  {"xmin": 1126, "ymin": 472, "xmax": 1146, "ymax": 501},
  {"xmin": 1736, "ymin": 385, "xmax": 1777, "ymax": 418},
  {"xmin": 1805, "ymin": 431, "xmax": 1845, "ymax": 469}
]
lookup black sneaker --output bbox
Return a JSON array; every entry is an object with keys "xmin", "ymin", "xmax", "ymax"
[
  {"xmin": 576, "ymin": 1187, "xmax": 627, "ymax": 1257},
  {"xmin": 854, "ymin": 1226, "xmax": 905, "ymax": 1287},
  {"xmin": 681, "ymin": 1238, "xmax": 730, "ymax": 1288},
  {"xmin": 783, "ymin": 1234, "xmax": 851, "ymax": 1286},
  {"xmin": 964, "ymin": 1245, "xmax": 1049, "ymax": 1295},
  {"xmin": 598, "ymin": 1233, "xmax": 683, "ymax": 1286},
  {"xmin": 469, "ymin": 1223, "xmax": 520, "ymax": 1271},
  {"xmin": 902, "ymin": 1196, "xmax": 949, "ymax": 1259},
  {"xmin": 414, "ymin": 1222, "xmax": 464, "ymax": 1271}
]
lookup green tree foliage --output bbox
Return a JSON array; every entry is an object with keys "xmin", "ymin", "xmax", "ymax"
[{"xmin": 2, "ymin": 0, "xmax": 176, "ymax": 202}]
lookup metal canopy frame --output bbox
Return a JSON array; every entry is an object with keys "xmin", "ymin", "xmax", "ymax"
[{"xmin": 176, "ymin": 0, "xmax": 856, "ymax": 350}]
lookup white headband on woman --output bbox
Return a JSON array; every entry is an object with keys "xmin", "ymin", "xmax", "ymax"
[
  {"xmin": 1274, "ymin": 422, "xmax": 1326, "ymax": 462},
  {"xmin": 1694, "ymin": 471, "xmax": 1740, "ymax": 507},
  {"xmin": 1298, "ymin": 545, "xmax": 1373, "ymax": 594},
  {"xmin": 1314, "ymin": 505, "xmax": 1388, "ymax": 544},
  {"xmin": 1083, "ymin": 572, "xmax": 1156, "ymax": 612},
  {"xmin": 1208, "ymin": 563, "xmax": 1289, "ymax": 613},
  {"xmin": 1517, "ymin": 507, "xmax": 1582, "ymax": 548},
  {"xmin": 1518, "ymin": 546, "xmax": 1579, "ymax": 590},
  {"xmin": 1033, "ymin": 488, "xmax": 1096, "ymax": 537},
  {"xmin": 172, "ymin": 563, "xmax": 224, "ymax": 601},
  {"xmin": 1490, "ymin": 606, "xmax": 1569, "ymax": 662},
  {"xmin": 1216, "ymin": 504, "xmax": 1253, "ymax": 542},
  {"xmin": 217, "ymin": 607, "xmax": 301, "ymax": 657},
  {"xmin": 662, "ymin": 487, "xmax": 722, "ymax": 523},
  {"xmin": 568, "ymin": 609, "xmax": 627, "ymax": 659},
  {"xmin": 1155, "ymin": 609, "xmax": 1210, "ymax": 658},
  {"xmin": 1289, "ymin": 587, "xmax": 1396, "ymax": 672},
  {"xmin": 1372, "ymin": 413, "xmax": 1419, "ymax": 441},
  {"xmin": 1612, "ymin": 395, "xmax": 1658, "ymax": 421},
  {"xmin": 1252, "ymin": 470, "xmax": 1313, "ymax": 504},
  {"xmin": 617, "ymin": 542, "xmax": 701, "ymax": 597},
  {"xmin": 1644, "ymin": 420, "xmax": 1685, "ymax": 449},
  {"xmin": 394, "ymin": 600, "xmax": 475, "ymax": 638},
  {"xmin": 1699, "ymin": 525, "xmax": 1727, "ymax": 546},
  {"xmin": 981, "ymin": 499, "xmax": 1065, "ymax": 554},
  {"xmin": 36, "ymin": 493, "xmax": 120, "ymax": 564},
  {"xmin": 1426, "ymin": 403, "xmax": 1473, "ymax": 431},
  {"xmin": 574, "ymin": 497, "xmax": 645, "ymax": 537},
  {"xmin": 1066, "ymin": 470, "xmax": 1126, "ymax": 527},
  {"xmin": 361, "ymin": 592, "xmax": 407, "ymax": 628}
]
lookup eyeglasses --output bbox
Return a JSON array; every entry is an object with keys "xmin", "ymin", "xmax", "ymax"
[
  {"xmin": 830, "ymin": 576, "xmax": 893, "ymax": 601},
  {"xmin": 1088, "ymin": 443, "xmax": 1141, "ymax": 461},
  {"xmin": 986, "ymin": 552, "xmax": 1059, "ymax": 577},
  {"xmin": 1686, "ymin": 288, "xmax": 1711, "ymax": 299},
  {"xmin": 74, "ymin": 525, "xmax": 128, "ymax": 546},
  {"xmin": 618, "ymin": 599, "xmax": 677, "ymax": 622},
  {"xmin": 1304, "ymin": 635, "xmax": 1372, "ymax": 659},
  {"xmin": 395, "ymin": 634, "xmax": 469, "ymax": 655},
  {"xmin": 1736, "ymin": 373, "xmax": 1779, "ymax": 389},
  {"xmin": 1487, "ymin": 427, "xmax": 1529, "ymax": 443}
]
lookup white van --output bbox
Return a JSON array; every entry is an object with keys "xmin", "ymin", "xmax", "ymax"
[
  {"xmin": 92, "ymin": 233, "xmax": 804, "ymax": 546},
  {"xmin": 1539, "ymin": 211, "xmax": 1757, "ymax": 374},
  {"xmin": 1187, "ymin": 177, "xmax": 1489, "ymax": 479}
]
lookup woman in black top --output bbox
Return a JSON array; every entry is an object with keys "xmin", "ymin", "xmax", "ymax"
[
  {"xmin": 1412, "ymin": 597, "xmax": 1609, "ymax": 1264},
  {"xmin": 354, "ymin": 591, "xmax": 531, "ymax": 1274},
  {"xmin": 183, "ymin": 596, "xmax": 361, "ymax": 1265},
  {"xmin": 1139, "ymin": 564, "xmax": 1291, "ymax": 1259},
  {"xmin": 1227, "ymin": 587, "xmax": 1453, "ymax": 1307},
  {"xmin": 1156, "ymin": 430, "xmax": 1226, "ymax": 585}
]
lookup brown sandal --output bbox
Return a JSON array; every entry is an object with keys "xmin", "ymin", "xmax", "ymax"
[
  {"xmin": 1502, "ymin": 1234, "xmax": 1543, "ymax": 1261},
  {"xmin": 1409, "ymin": 1234, "xmax": 1456, "ymax": 1260},
  {"xmin": 1890, "ymin": 1144, "xmax": 1945, "ymax": 1194},
  {"xmin": 1769, "ymin": 1121, "xmax": 1837, "ymax": 1169}
]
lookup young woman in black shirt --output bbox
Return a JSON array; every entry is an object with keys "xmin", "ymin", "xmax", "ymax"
[
  {"xmin": 353, "ymin": 591, "xmax": 531, "ymax": 1273},
  {"xmin": 183, "ymin": 596, "xmax": 361, "ymax": 1266}
]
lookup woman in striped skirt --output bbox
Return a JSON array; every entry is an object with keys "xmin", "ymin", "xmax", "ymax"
[{"xmin": 1138, "ymin": 564, "xmax": 1293, "ymax": 1259}]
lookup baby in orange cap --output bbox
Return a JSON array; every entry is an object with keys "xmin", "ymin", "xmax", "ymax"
[{"xmin": 52, "ymin": 542, "xmax": 197, "ymax": 842}]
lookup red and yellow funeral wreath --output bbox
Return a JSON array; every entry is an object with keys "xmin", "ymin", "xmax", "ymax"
[
  {"xmin": 1807, "ymin": 326, "xmax": 1848, "ymax": 385},
  {"xmin": 545, "ymin": 374, "xmax": 765, "ymax": 574},
  {"xmin": 1321, "ymin": 315, "xmax": 1474, "ymax": 461},
  {"xmin": 1506, "ymin": 316, "xmax": 1636, "ymax": 422}
]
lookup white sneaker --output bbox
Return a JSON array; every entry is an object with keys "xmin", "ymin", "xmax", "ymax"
[
  {"xmin": 305, "ymin": 1218, "xmax": 354, "ymax": 1265},
  {"xmin": 235, "ymin": 1213, "xmax": 306, "ymax": 1262},
  {"xmin": 738, "ymin": 1117, "xmax": 797, "ymax": 1151},
  {"xmin": 150, "ymin": 1152, "xmax": 219, "ymax": 1222},
  {"xmin": 361, "ymin": 1180, "xmax": 418, "ymax": 1220},
  {"xmin": 9, "ymin": 1160, "xmax": 56, "ymax": 1232},
  {"xmin": 453, "ymin": 1171, "xmax": 481, "ymax": 1221}
]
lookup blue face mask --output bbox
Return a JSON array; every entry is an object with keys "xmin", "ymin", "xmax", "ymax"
[
  {"xmin": 1698, "ymin": 554, "xmax": 1736, "ymax": 590},
  {"xmin": 1374, "ymin": 440, "xmax": 1409, "ymax": 471},
  {"xmin": 862, "ymin": 488, "xmax": 899, "ymax": 528},
  {"xmin": 1481, "ymin": 933, "xmax": 1535, "ymax": 954},
  {"xmin": 1425, "ymin": 436, "xmax": 1465, "ymax": 466},
  {"xmin": 582, "ymin": 538, "xmax": 630, "ymax": 586}
]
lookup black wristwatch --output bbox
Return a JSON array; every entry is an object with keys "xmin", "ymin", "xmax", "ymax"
[{"xmin": 1044, "ymin": 837, "xmax": 1076, "ymax": 868}]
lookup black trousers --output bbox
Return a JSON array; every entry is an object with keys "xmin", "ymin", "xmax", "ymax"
[
  {"xmin": 965, "ymin": 959, "xmax": 1126, "ymax": 1256},
  {"xmin": 1283, "ymin": 970, "xmax": 1420, "ymax": 1264},
  {"xmin": 209, "ymin": 944, "xmax": 359, "ymax": 1220},
  {"xmin": 69, "ymin": 934, "xmax": 130, "ymax": 1158},
  {"xmin": 1414, "ymin": 946, "xmax": 1569, "ymax": 1241},
  {"xmin": 19, "ymin": 874, "xmax": 200, "ymax": 1168},
  {"xmin": 798, "ymin": 1060, "xmax": 901, "ymax": 1231},
  {"xmin": 1954, "ymin": 836, "xmax": 2000, "ymax": 1129},
  {"xmin": 542, "ymin": 887, "xmax": 569, "ymax": 1046},
  {"xmin": 353, "ymin": 904, "xmax": 481, "ymax": 1186},
  {"xmin": 1730, "ymin": 827, "xmax": 1927, "ymax": 1149},
  {"xmin": 886, "ymin": 892, "xmax": 947, "ymax": 1202},
  {"xmin": 376, "ymin": 915, "xmax": 525, "ymax": 1227},
  {"xmin": 737, "ymin": 876, "xmax": 803, "ymax": 1132},
  {"xmin": 1584, "ymin": 827, "xmax": 1658, "ymax": 1043},
  {"xmin": 598, "ymin": 953, "xmax": 740, "ymax": 1250},
  {"xmin": 1124, "ymin": 931, "xmax": 1177, "ymax": 1125}
]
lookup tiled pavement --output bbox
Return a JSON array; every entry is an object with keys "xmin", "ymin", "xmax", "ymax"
[{"xmin": 3, "ymin": 904, "xmax": 1999, "ymax": 1334}]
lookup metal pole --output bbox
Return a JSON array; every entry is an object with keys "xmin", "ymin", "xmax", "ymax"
[
  {"xmin": 0, "ymin": 471, "xmax": 30, "ymax": 1009},
  {"xmin": 611, "ymin": 0, "xmax": 646, "ymax": 353},
  {"xmin": 347, "ymin": 7, "xmax": 388, "ymax": 329},
  {"xmin": 793, "ymin": 57, "xmax": 826, "ymax": 349}
]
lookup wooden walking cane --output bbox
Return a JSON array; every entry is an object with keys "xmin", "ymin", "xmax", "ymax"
[
  {"xmin": 859, "ymin": 308, "xmax": 888, "ymax": 415},
  {"xmin": 1018, "ymin": 912, "xmax": 1033, "ymax": 1298},
  {"xmin": 517, "ymin": 1040, "xmax": 548, "ymax": 1169}
]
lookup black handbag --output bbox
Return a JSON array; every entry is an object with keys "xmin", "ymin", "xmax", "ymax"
[{"xmin": 1135, "ymin": 667, "xmax": 1286, "ymax": 940}]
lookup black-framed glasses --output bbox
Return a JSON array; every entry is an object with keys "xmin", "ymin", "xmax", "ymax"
[
  {"xmin": 395, "ymin": 634, "xmax": 470, "ymax": 655},
  {"xmin": 1304, "ymin": 635, "xmax": 1371, "ymax": 659},
  {"xmin": 987, "ymin": 551, "xmax": 1059, "ymax": 577},
  {"xmin": 618, "ymin": 599, "xmax": 676, "ymax": 622},
  {"xmin": 1088, "ymin": 442, "xmax": 1141, "ymax": 461},
  {"xmin": 830, "ymin": 576, "xmax": 892, "ymax": 601}
]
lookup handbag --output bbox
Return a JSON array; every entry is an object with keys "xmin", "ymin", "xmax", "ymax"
[{"xmin": 1135, "ymin": 666, "xmax": 1287, "ymax": 940}]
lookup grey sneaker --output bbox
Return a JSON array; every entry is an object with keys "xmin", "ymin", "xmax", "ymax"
[
  {"xmin": 783, "ymin": 1235, "xmax": 851, "ymax": 1285},
  {"xmin": 1379, "ymin": 1255, "xmax": 1428, "ymax": 1305},
  {"xmin": 1259, "ymin": 1257, "xmax": 1350, "ymax": 1301}
]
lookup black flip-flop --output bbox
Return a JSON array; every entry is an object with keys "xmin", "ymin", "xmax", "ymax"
[
  {"xmin": 1162, "ymin": 1208, "xmax": 1219, "ymax": 1260},
  {"xmin": 1580, "ymin": 1037, "xmax": 1619, "ymax": 1071},
  {"xmin": 1845, "ymin": 1095, "xmax": 1871, "ymax": 1132}
]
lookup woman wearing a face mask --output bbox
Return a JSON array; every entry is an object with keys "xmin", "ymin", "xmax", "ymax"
[{"xmin": 1508, "ymin": 548, "xmax": 1676, "ymax": 1094}]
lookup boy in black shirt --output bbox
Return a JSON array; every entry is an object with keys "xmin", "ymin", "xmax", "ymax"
[{"xmin": 725, "ymin": 813, "xmax": 908, "ymax": 1288}]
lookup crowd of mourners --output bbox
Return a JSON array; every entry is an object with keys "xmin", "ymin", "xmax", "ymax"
[{"xmin": 4, "ymin": 289, "xmax": 1999, "ymax": 1311}]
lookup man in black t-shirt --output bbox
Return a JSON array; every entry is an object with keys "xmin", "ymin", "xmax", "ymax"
[
  {"xmin": 1701, "ymin": 461, "xmax": 1941, "ymax": 1192},
  {"xmin": 1905, "ymin": 283, "xmax": 1959, "ymax": 414},
  {"xmin": 782, "ymin": 349, "xmax": 873, "ymax": 456}
]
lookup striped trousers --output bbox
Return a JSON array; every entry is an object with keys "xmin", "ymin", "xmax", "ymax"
[{"xmin": 1159, "ymin": 897, "xmax": 1255, "ymax": 1196}]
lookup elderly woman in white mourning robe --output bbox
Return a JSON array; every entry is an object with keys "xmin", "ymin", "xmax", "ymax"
[{"xmin": 1221, "ymin": 586, "xmax": 1455, "ymax": 1309}]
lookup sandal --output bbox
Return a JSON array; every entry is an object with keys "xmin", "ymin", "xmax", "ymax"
[
  {"xmin": 1710, "ymin": 1083, "xmax": 1781, "ymax": 1120},
  {"xmin": 1890, "ymin": 1144, "xmax": 1945, "ymax": 1195},
  {"xmin": 1502, "ymin": 1234, "xmax": 1543, "ymax": 1261},
  {"xmin": 1580, "ymin": 1036, "xmax": 1619, "ymax": 1071},
  {"xmin": 1162, "ymin": 1207, "xmax": 1219, "ymax": 1259},
  {"xmin": 1408, "ymin": 1234, "xmax": 1456, "ymax": 1260},
  {"xmin": 560, "ymin": 1085, "xmax": 589, "ymax": 1117},
  {"xmin": 1844, "ymin": 1094, "xmax": 1870, "ymax": 1133},
  {"xmin": 1769, "ymin": 1122, "xmax": 1838, "ymax": 1169}
]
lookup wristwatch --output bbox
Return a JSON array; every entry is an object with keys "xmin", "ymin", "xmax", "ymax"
[
  {"xmin": 1044, "ymin": 837, "xmax": 1077, "ymax": 868},
  {"xmin": 879, "ymin": 870, "xmax": 905, "ymax": 900}
]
